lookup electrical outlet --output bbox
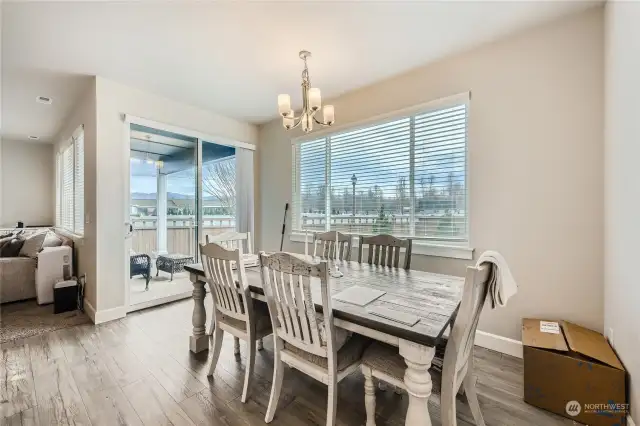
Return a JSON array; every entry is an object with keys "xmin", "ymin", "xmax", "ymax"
[{"xmin": 608, "ymin": 328, "xmax": 614, "ymax": 346}]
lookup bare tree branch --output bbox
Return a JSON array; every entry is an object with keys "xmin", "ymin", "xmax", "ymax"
[{"xmin": 202, "ymin": 158, "xmax": 236, "ymax": 214}]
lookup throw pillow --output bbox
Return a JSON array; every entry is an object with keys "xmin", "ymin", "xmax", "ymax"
[
  {"xmin": 19, "ymin": 232, "xmax": 47, "ymax": 258},
  {"xmin": 0, "ymin": 235, "xmax": 15, "ymax": 252},
  {"xmin": 0, "ymin": 232, "xmax": 13, "ymax": 239},
  {"xmin": 1, "ymin": 237, "xmax": 25, "ymax": 257},
  {"xmin": 42, "ymin": 231, "xmax": 63, "ymax": 248}
]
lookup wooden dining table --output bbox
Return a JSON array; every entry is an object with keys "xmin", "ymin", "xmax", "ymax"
[{"xmin": 185, "ymin": 258, "xmax": 465, "ymax": 426}]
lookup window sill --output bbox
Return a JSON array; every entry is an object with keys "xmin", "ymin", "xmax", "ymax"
[{"xmin": 288, "ymin": 233, "xmax": 474, "ymax": 260}]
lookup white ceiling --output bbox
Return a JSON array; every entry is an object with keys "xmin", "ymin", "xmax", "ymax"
[{"xmin": 2, "ymin": 1, "xmax": 599, "ymax": 143}]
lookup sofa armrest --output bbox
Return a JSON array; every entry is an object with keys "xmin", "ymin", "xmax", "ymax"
[{"xmin": 0, "ymin": 257, "xmax": 37, "ymax": 303}]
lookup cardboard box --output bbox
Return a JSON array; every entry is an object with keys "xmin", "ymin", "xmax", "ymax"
[{"xmin": 522, "ymin": 319, "xmax": 627, "ymax": 426}]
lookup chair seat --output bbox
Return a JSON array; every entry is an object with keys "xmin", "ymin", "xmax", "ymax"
[
  {"xmin": 362, "ymin": 342, "xmax": 444, "ymax": 391},
  {"xmin": 284, "ymin": 334, "xmax": 370, "ymax": 372},
  {"xmin": 315, "ymin": 312, "xmax": 350, "ymax": 350},
  {"xmin": 219, "ymin": 300, "xmax": 272, "ymax": 337}
]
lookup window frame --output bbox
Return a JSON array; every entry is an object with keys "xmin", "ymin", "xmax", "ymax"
[
  {"xmin": 55, "ymin": 125, "xmax": 84, "ymax": 236},
  {"xmin": 290, "ymin": 92, "xmax": 472, "ymax": 257}
]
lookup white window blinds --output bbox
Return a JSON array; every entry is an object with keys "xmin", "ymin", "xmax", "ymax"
[
  {"xmin": 292, "ymin": 95, "xmax": 468, "ymax": 243},
  {"xmin": 74, "ymin": 131, "xmax": 85, "ymax": 234},
  {"xmin": 56, "ymin": 126, "xmax": 84, "ymax": 234}
]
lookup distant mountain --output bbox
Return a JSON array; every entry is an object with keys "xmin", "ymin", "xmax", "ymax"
[{"xmin": 131, "ymin": 192, "xmax": 221, "ymax": 201}]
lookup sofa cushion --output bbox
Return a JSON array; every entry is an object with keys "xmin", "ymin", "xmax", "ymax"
[
  {"xmin": 42, "ymin": 231, "xmax": 63, "ymax": 248},
  {"xmin": 0, "ymin": 257, "xmax": 37, "ymax": 303},
  {"xmin": 1, "ymin": 237, "xmax": 25, "ymax": 257},
  {"xmin": 19, "ymin": 232, "xmax": 47, "ymax": 258}
]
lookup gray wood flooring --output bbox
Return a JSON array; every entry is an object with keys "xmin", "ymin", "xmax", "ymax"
[{"xmin": 1, "ymin": 299, "xmax": 578, "ymax": 425}]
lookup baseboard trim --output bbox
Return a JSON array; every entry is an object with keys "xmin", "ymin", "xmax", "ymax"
[
  {"xmin": 83, "ymin": 298, "xmax": 97, "ymax": 323},
  {"xmin": 475, "ymin": 330, "xmax": 523, "ymax": 359},
  {"xmin": 83, "ymin": 298, "xmax": 127, "ymax": 324}
]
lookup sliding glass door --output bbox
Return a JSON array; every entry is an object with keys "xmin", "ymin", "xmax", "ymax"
[
  {"xmin": 128, "ymin": 124, "xmax": 198, "ymax": 309},
  {"xmin": 126, "ymin": 122, "xmax": 254, "ymax": 312}
]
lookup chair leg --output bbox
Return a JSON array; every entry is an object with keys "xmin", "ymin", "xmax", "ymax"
[
  {"xmin": 257, "ymin": 338, "xmax": 264, "ymax": 351},
  {"xmin": 234, "ymin": 337, "xmax": 241, "ymax": 355},
  {"xmin": 326, "ymin": 375, "xmax": 338, "ymax": 426},
  {"xmin": 241, "ymin": 338, "xmax": 256, "ymax": 403},
  {"xmin": 265, "ymin": 339, "xmax": 284, "ymax": 423},
  {"xmin": 207, "ymin": 327, "xmax": 224, "ymax": 376},
  {"xmin": 441, "ymin": 372, "xmax": 458, "ymax": 426},
  {"xmin": 362, "ymin": 365, "xmax": 377, "ymax": 426},
  {"xmin": 463, "ymin": 374, "xmax": 485, "ymax": 426}
]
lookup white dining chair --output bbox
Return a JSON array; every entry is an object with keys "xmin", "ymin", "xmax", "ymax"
[
  {"xmin": 206, "ymin": 230, "xmax": 253, "ymax": 254},
  {"xmin": 200, "ymin": 242, "xmax": 272, "ymax": 403},
  {"xmin": 358, "ymin": 234, "xmax": 412, "ymax": 269},
  {"xmin": 258, "ymin": 252, "xmax": 370, "ymax": 426},
  {"xmin": 313, "ymin": 231, "xmax": 353, "ymax": 261},
  {"xmin": 205, "ymin": 231, "xmax": 259, "ymax": 352},
  {"xmin": 360, "ymin": 264, "xmax": 491, "ymax": 426}
]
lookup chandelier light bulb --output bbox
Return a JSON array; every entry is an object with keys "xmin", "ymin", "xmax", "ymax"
[
  {"xmin": 309, "ymin": 88, "xmax": 321, "ymax": 111},
  {"xmin": 323, "ymin": 105, "xmax": 335, "ymax": 125},
  {"xmin": 278, "ymin": 94, "xmax": 291, "ymax": 117}
]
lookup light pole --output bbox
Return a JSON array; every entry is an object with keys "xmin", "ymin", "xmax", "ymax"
[{"xmin": 351, "ymin": 174, "xmax": 357, "ymax": 217}]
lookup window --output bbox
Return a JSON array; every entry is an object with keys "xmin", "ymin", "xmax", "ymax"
[
  {"xmin": 56, "ymin": 126, "xmax": 84, "ymax": 234},
  {"xmin": 292, "ymin": 95, "xmax": 468, "ymax": 244}
]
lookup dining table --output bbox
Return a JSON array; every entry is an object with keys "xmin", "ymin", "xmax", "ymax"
[{"xmin": 184, "ymin": 257, "xmax": 465, "ymax": 426}]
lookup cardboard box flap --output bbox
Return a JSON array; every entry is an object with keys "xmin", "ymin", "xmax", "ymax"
[
  {"xmin": 561, "ymin": 321, "xmax": 624, "ymax": 370},
  {"xmin": 522, "ymin": 318, "xmax": 568, "ymax": 351}
]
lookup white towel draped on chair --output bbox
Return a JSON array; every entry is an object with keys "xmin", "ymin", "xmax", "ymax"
[{"xmin": 476, "ymin": 250, "xmax": 518, "ymax": 308}]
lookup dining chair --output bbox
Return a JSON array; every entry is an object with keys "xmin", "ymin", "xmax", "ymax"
[
  {"xmin": 358, "ymin": 234, "xmax": 412, "ymax": 269},
  {"xmin": 360, "ymin": 264, "xmax": 491, "ymax": 426},
  {"xmin": 313, "ymin": 231, "xmax": 352, "ymax": 261},
  {"xmin": 200, "ymin": 242, "xmax": 273, "ymax": 403},
  {"xmin": 206, "ymin": 230, "xmax": 253, "ymax": 254},
  {"xmin": 258, "ymin": 251, "xmax": 370, "ymax": 426},
  {"xmin": 205, "ymin": 231, "xmax": 259, "ymax": 352}
]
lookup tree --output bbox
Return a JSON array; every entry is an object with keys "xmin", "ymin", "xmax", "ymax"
[
  {"xmin": 202, "ymin": 158, "xmax": 236, "ymax": 215},
  {"xmin": 395, "ymin": 177, "xmax": 407, "ymax": 214}
]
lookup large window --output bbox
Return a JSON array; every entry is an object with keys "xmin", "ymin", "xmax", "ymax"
[
  {"xmin": 56, "ymin": 126, "xmax": 84, "ymax": 234},
  {"xmin": 292, "ymin": 95, "xmax": 468, "ymax": 244}
]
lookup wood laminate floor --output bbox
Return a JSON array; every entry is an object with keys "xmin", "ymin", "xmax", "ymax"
[{"xmin": 1, "ymin": 299, "xmax": 579, "ymax": 425}]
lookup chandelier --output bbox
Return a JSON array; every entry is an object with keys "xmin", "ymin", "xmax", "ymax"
[{"xmin": 277, "ymin": 50, "xmax": 335, "ymax": 133}]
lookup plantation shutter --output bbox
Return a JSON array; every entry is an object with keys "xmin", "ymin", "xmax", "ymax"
[
  {"xmin": 74, "ymin": 128, "xmax": 84, "ymax": 234},
  {"xmin": 413, "ymin": 104, "xmax": 468, "ymax": 241},
  {"xmin": 61, "ymin": 144, "xmax": 74, "ymax": 231},
  {"xmin": 292, "ymin": 138, "xmax": 326, "ymax": 233}
]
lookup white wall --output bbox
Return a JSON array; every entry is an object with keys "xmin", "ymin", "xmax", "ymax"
[
  {"xmin": 258, "ymin": 7, "xmax": 604, "ymax": 341},
  {"xmin": 0, "ymin": 139, "xmax": 54, "ymax": 227},
  {"xmin": 53, "ymin": 77, "xmax": 97, "ymax": 310},
  {"xmin": 94, "ymin": 76, "xmax": 258, "ymax": 312},
  {"xmin": 604, "ymin": 1, "xmax": 640, "ymax": 419}
]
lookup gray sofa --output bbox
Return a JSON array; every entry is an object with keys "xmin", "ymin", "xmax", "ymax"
[{"xmin": 0, "ymin": 228, "xmax": 73, "ymax": 304}]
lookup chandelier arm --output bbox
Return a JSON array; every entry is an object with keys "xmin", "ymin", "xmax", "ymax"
[
  {"xmin": 284, "ymin": 116, "xmax": 303, "ymax": 130},
  {"xmin": 312, "ymin": 116, "xmax": 331, "ymax": 126}
]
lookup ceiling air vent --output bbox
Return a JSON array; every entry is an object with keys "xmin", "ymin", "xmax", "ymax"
[{"xmin": 36, "ymin": 96, "xmax": 52, "ymax": 105}]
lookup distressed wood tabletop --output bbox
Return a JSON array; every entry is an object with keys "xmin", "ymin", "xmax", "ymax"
[{"xmin": 185, "ymin": 258, "xmax": 464, "ymax": 347}]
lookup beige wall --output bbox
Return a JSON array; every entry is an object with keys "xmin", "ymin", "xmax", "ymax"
[
  {"xmin": 53, "ymin": 78, "xmax": 98, "ymax": 310},
  {"xmin": 258, "ymin": 7, "xmax": 605, "ymax": 341},
  {"xmin": 604, "ymin": 1, "xmax": 640, "ymax": 419},
  {"xmin": 94, "ymin": 77, "xmax": 258, "ymax": 312},
  {"xmin": 0, "ymin": 139, "xmax": 54, "ymax": 227}
]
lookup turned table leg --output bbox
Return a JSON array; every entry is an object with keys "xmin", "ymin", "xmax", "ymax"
[
  {"xmin": 189, "ymin": 273, "xmax": 209, "ymax": 353},
  {"xmin": 399, "ymin": 339, "xmax": 436, "ymax": 426}
]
